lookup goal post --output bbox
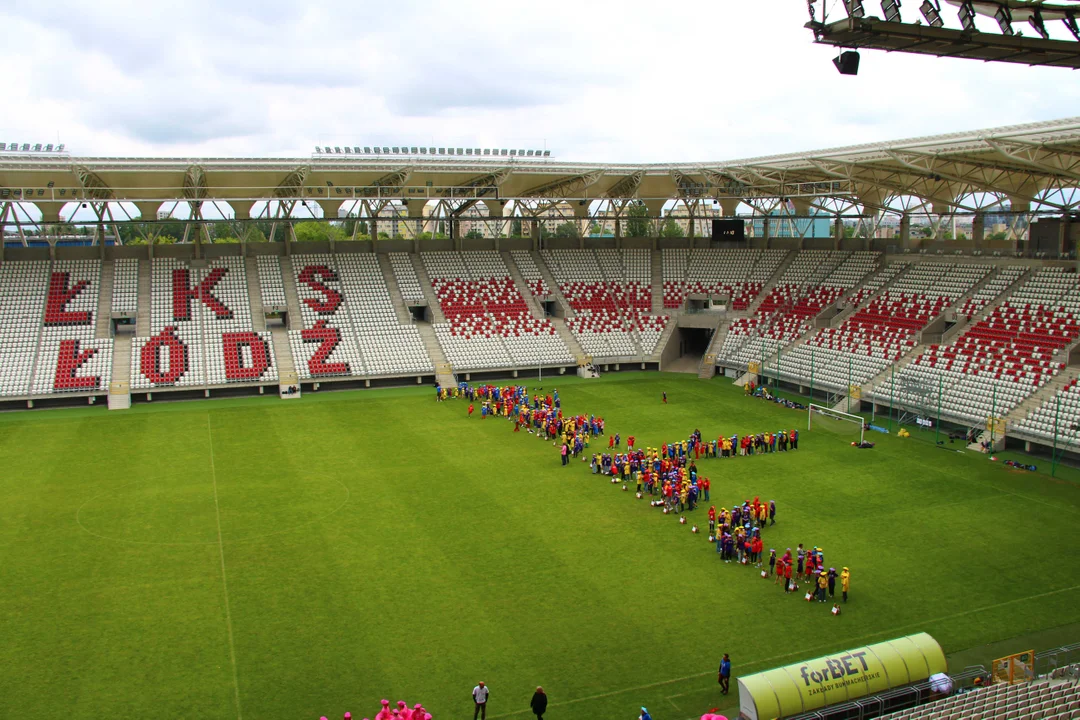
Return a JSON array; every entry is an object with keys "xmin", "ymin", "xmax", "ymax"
[{"xmin": 808, "ymin": 403, "xmax": 865, "ymax": 444}]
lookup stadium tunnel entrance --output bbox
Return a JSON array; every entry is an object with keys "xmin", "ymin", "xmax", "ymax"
[{"xmin": 678, "ymin": 327, "xmax": 712, "ymax": 358}]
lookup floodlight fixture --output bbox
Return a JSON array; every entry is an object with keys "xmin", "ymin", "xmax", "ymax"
[
  {"xmin": 920, "ymin": 0, "xmax": 943, "ymax": 27},
  {"xmin": 47, "ymin": 180, "xmax": 54, "ymax": 188},
  {"xmin": 519, "ymin": 149, "xmax": 525, "ymax": 156},
  {"xmin": 45, "ymin": 144, "xmax": 53, "ymax": 151},
  {"xmin": 510, "ymin": 150, "xmax": 517, "ymax": 156},
  {"xmin": 1065, "ymin": 12, "xmax": 1080, "ymax": 41},
  {"xmin": 343, "ymin": 146, "xmax": 351, "ymax": 153},
  {"xmin": 391, "ymin": 147, "xmax": 399, "ymax": 153},
  {"xmin": 526, "ymin": 150, "xmax": 534, "ymax": 156},
  {"xmin": 315, "ymin": 146, "xmax": 321, "ymax": 153},
  {"xmin": 844, "ymin": 0, "xmax": 865, "ymax": 18},
  {"xmin": 0, "ymin": 143, "xmax": 5, "ymax": 151},
  {"xmin": 21, "ymin": 144, "xmax": 29, "ymax": 151},
  {"xmin": 456, "ymin": 148, "xmax": 463, "ymax": 154},
  {"xmin": 881, "ymin": 0, "xmax": 901, "ymax": 23},
  {"xmin": 543, "ymin": 151, "xmax": 551, "ymax": 157},
  {"xmin": 994, "ymin": 4, "xmax": 1013, "ymax": 35},
  {"xmin": 410, "ymin": 146, "xmax": 418, "ymax": 153},
  {"xmin": 353, "ymin": 146, "xmax": 360, "ymax": 153},
  {"xmin": 466, "ymin": 148, "xmax": 473, "ymax": 155},
  {"xmin": 957, "ymin": 1, "xmax": 976, "ymax": 31},
  {"xmin": 438, "ymin": 148, "xmax": 445, "ymax": 154},
  {"xmin": 363, "ymin": 147, "xmax": 371, "ymax": 153},
  {"xmin": 1028, "ymin": 9, "xmax": 1050, "ymax": 40},
  {"xmin": 382, "ymin": 147, "xmax": 389, "ymax": 153},
  {"xmin": 32, "ymin": 144, "xmax": 41, "ymax": 151},
  {"xmin": 57, "ymin": 144, "xmax": 64, "ymax": 152}
]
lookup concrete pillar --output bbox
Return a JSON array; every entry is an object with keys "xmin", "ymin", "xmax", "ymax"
[
  {"xmin": 792, "ymin": 198, "xmax": 812, "ymax": 248},
  {"xmin": 761, "ymin": 214, "xmax": 771, "ymax": 248},
  {"xmin": 231, "ymin": 201, "xmax": 254, "ymax": 221},
  {"xmin": 718, "ymin": 199, "xmax": 739, "ymax": 218},
  {"xmin": 644, "ymin": 199, "xmax": 665, "ymax": 249},
  {"xmin": 573, "ymin": 202, "xmax": 590, "ymax": 249},
  {"xmin": 134, "ymin": 202, "xmax": 160, "ymax": 222},
  {"xmin": 834, "ymin": 216, "xmax": 844, "ymax": 250},
  {"xmin": 899, "ymin": 215, "xmax": 911, "ymax": 248},
  {"xmin": 972, "ymin": 213, "xmax": 985, "ymax": 249},
  {"xmin": 484, "ymin": 199, "xmax": 505, "ymax": 250},
  {"xmin": 530, "ymin": 218, "xmax": 539, "ymax": 251}
]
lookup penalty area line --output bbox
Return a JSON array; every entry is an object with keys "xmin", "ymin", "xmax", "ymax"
[{"xmin": 487, "ymin": 582, "xmax": 1080, "ymax": 719}]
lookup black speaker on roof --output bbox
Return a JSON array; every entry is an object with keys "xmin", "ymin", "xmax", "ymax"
[{"xmin": 833, "ymin": 51, "xmax": 860, "ymax": 75}]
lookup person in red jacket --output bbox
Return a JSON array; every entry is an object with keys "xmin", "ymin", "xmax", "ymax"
[
  {"xmin": 784, "ymin": 558, "xmax": 794, "ymax": 592},
  {"xmin": 468, "ymin": 403, "xmax": 475, "ymax": 417}
]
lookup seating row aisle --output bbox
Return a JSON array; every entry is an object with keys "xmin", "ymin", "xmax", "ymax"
[
  {"xmin": 540, "ymin": 249, "xmax": 668, "ymax": 358},
  {"xmin": 131, "ymin": 257, "xmax": 277, "ymax": 390},
  {"xmin": 288, "ymin": 253, "xmax": 432, "ymax": 380},
  {"xmin": 718, "ymin": 251, "xmax": 879, "ymax": 367},
  {"xmin": 1015, "ymin": 376, "xmax": 1080, "ymax": 444},
  {"xmin": 422, "ymin": 251, "xmax": 572, "ymax": 370},
  {"xmin": 388, "ymin": 252, "xmax": 426, "ymax": 304},
  {"xmin": 664, "ymin": 248, "xmax": 787, "ymax": 310},
  {"xmin": 111, "ymin": 258, "xmax": 139, "ymax": 316},
  {"xmin": 878, "ymin": 676, "xmax": 1080, "ymax": 720},
  {"xmin": 509, "ymin": 250, "xmax": 550, "ymax": 296},
  {"xmin": 771, "ymin": 262, "xmax": 989, "ymax": 390},
  {"xmin": 256, "ymin": 255, "xmax": 287, "ymax": 309},
  {"xmin": 872, "ymin": 267, "xmax": 1080, "ymax": 423}
]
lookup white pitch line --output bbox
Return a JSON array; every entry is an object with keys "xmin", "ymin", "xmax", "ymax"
[
  {"xmin": 487, "ymin": 582, "xmax": 1080, "ymax": 719},
  {"xmin": 208, "ymin": 415, "xmax": 243, "ymax": 720}
]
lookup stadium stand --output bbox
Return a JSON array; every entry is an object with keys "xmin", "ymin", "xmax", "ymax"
[
  {"xmin": 389, "ymin": 252, "xmax": 426, "ymax": 305},
  {"xmin": 661, "ymin": 248, "xmax": 688, "ymax": 309},
  {"xmin": 1014, "ymin": 375, "xmax": 1080, "ymax": 444},
  {"xmin": 509, "ymin": 250, "xmax": 551, "ymax": 297},
  {"xmin": 131, "ymin": 257, "xmax": 277, "ymax": 390},
  {"xmin": 288, "ymin": 253, "xmax": 432, "ymax": 380},
  {"xmin": 773, "ymin": 262, "xmax": 991, "ymax": 390},
  {"xmin": 255, "ymin": 255, "xmax": 287, "ymax": 311},
  {"xmin": 871, "ymin": 267, "xmax": 1079, "ymax": 423},
  {"xmin": 717, "ymin": 251, "xmax": 880, "ymax": 368},
  {"xmin": 422, "ymin": 251, "xmax": 572, "ymax": 370},
  {"xmin": 539, "ymin": 249, "xmax": 668, "ymax": 358},
  {"xmin": 30, "ymin": 260, "xmax": 113, "ymax": 396},
  {"xmin": 0, "ymin": 261, "xmax": 51, "ymax": 397},
  {"xmin": 111, "ymin": 257, "xmax": 139, "ymax": 316},
  {"xmin": 675, "ymin": 248, "xmax": 788, "ymax": 310},
  {"xmin": 876, "ymin": 676, "xmax": 1080, "ymax": 720}
]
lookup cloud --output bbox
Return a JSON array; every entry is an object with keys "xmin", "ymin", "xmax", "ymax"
[{"xmin": 0, "ymin": 1, "xmax": 1076, "ymax": 162}]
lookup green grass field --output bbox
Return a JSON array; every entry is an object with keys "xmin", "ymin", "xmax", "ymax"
[{"xmin": 2, "ymin": 373, "xmax": 1080, "ymax": 720}]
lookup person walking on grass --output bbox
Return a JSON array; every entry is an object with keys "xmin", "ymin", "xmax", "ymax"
[
  {"xmin": 662, "ymin": 391, "xmax": 668, "ymax": 404},
  {"xmin": 530, "ymin": 687, "xmax": 548, "ymax": 720},
  {"xmin": 718, "ymin": 653, "xmax": 732, "ymax": 695},
  {"xmin": 473, "ymin": 681, "xmax": 489, "ymax": 720},
  {"xmin": 841, "ymin": 567, "xmax": 851, "ymax": 603}
]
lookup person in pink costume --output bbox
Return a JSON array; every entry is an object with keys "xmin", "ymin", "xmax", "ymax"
[
  {"xmin": 375, "ymin": 699, "xmax": 394, "ymax": 720},
  {"xmin": 397, "ymin": 701, "xmax": 411, "ymax": 720}
]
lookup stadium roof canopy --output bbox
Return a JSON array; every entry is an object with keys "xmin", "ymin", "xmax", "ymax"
[{"xmin": 1, "ymin": 116, "xmax": 1079, "ymax": 221}]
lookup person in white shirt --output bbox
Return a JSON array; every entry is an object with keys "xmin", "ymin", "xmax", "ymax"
[{"xmin": 472, "ymin": 681, "xmax": 489, "ymax": 720}]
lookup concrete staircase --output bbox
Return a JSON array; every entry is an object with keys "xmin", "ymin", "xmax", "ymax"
[
  {"xmin": 409, "ymin": 255, "xmax": 447, "ymax": 324},
  {"xmin": 698, "ymin": 318, "xmax": 734, "ymax": 379},
  {"xmin": 269, "ymin": 325, "xmax": 297, "ymax": 382},
  {"xmin": 279, "ymin": 257, "xmax": 304, "ymax": 330},
  {"xmin": 651, "ymin": 318, "xmax": 679, "ymax": 363},
  {"xmin": 416, "ymin": 322, "xmax": 455, "ymax": 385},
  {"xmin": 135, "ymin": 259, "xmax": 151, "ymax": 337},
  {"xmin": 244, "ymin": 257, "xmax": 267, "ymax": 331},
  {"xmin": 743, "ymin": 250, "xmax": 795, "ymax": 316},
  {"xmin": 95, "ymin": 259, "xmax": 114, "ymax": 339},
  {"xmin": 550, "ymin": 316, "xmax": 587, "ymax": 361},
  {"xmin": 502, "ymin": 251, "xmax": 547, "ymax": 320},
  {"xmin": 531, "ymin": 251, "xmax": 576, "ymax": 318},
  {"xmin": 376, "ymin": 253, "xmax": 416, "ymax": 325},
  {"xmin": 651, "ymin": 249, "xmax": 663, "ymax": 315},
  {"xmin": 1004, "ymin": 371, "xmax": 1076, "ymax": 428},
  {"xmin": 108, "ymin": 334, "xmax": 132, "ymax": 409}
]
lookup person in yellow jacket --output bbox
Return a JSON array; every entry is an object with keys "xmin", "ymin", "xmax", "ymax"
[
  {"xmin": 817, "ymin": 570, "xmax": 829, "ymax": 603},
  {"xmin": 840, "ymin": 567, "xmax": 850, "ymax": 603}
]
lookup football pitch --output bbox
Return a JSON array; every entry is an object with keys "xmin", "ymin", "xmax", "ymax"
[{"xmin": 2, "ymin": 373, "xmax": 1079, "ymax": 720}]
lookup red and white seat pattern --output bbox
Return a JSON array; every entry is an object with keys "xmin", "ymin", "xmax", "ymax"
[
  {"xmin": 661, "ymin": 248, "xmax": 688, "ymax": 309},
  {"xmin": 718, "ymin": 251, "xmax": 878, "ymax": 366},
  {"xmin": 288, "ymin": 253, "xmax": 432, "ymax": 379},
  {"xmin": 131, "ymin": 258, "xmax": 277, "ymax": 390},
  {"xmin": 336, "ymin": 254, "xmax": 432, "ymax": 375},
  {"xmin": 541, "ymin": 249, "xmax": 668, "ymax": 357},
  {"xmin": 424, "ymin": 251, "xmax": 571, "ymax": 369},
  {"xmin": 509, "ymin": 250, "xmax": 550, "ymax": 296},
  {"xmin": 388, "ymin": 252, "xmax": 426, "ymax": 304},
  {"xmin": 678, "ymin": 249, "xmax": 787, "ymax": 310},
  {"xmin": 1015, "ymin": 376, "xmax": 1080, "ymax": 443},
  {"xmin": 111, "ymin": 258, "xmax": 139, "ymax": 316},
  {"xmin": 256, "ymin": 256, "xmax": 287, "ymax": 310},
  {"xmin": 957, "ymin": 265, "xmax": 1027, "ymax": 319},
  {"xmin": 775, "ymin": 262, "xmax": 988, "ymax": 390},
  {"xmin": 31, "ymin": 260, "xmax": 113, "ymax": 395},
  {"xmin": 874, "ymin": 267, "xmax": 1080, "ymax": 422},
  {"xmin": 876, "ymin": 676, "xmax": 1080, "ymax": 720},
  {"xmin": 0, "ymin": 260, "xmax": 113, "ymax": 397}
]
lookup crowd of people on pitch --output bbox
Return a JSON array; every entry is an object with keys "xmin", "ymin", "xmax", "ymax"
[
  {"xmin": 743, "ymin": 380, "xmax": 809, "ymax": 411},
  {"xmin": 320, "ymin": 699, "xmax": 432, "ymax": 720}
]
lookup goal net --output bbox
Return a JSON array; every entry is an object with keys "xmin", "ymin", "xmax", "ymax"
[{"xmin": 808, "ymin": 403, "xmax": 865, "ymax": 444}]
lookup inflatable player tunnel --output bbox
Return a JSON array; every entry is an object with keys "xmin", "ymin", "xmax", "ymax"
[{"xmin": 737, "ymin": 632, "xmax": 947, "ymax": 720}]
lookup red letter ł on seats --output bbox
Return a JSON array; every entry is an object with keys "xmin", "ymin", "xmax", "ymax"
[
  {"xmin": 298, "ymin": 265, "xmax": 342, "ymax": 315},
  {"xmin": 222, "ymin": 332, "xmax": 271, "ymax": 381},
  {"xmin": 44, "ymin": 272, "xmax": 92, "ymax": 325},
  {"xmin": 302, "ymin": 320, "xmax": 349, "ymax": 376},
  {"xmin": 53, "ymin": 339, "xmax": 99, "ymax": 390},
  {"xmin": 139, "ymin": 326, "xmax": 189, "ymax": 384},
  {"xmin": 172, "ymin": 267, "xmax": 233, "ymax": 321}
]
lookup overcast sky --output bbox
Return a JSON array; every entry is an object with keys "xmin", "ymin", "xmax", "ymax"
[{"xmin": 2, "ymin": 0, "xmax": 1078, "ymax": 163}]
